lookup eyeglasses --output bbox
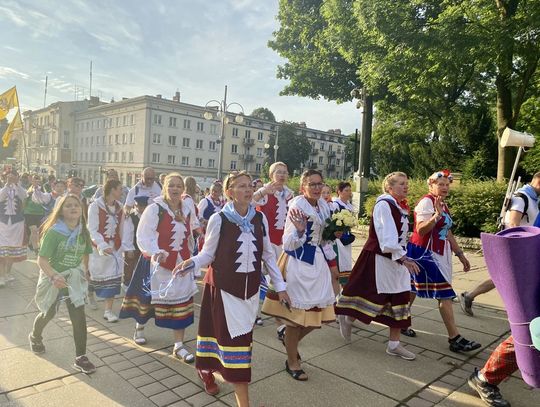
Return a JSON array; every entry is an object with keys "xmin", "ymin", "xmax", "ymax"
[{"xmin": 307, "ymin": 182, "xmax": 324, "ymax": 189}]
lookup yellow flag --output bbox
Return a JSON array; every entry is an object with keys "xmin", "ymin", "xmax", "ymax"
[
  {"xmin": 0, "ymin": 87, "xmax": 19, "ymax": 120},
  {"xmin": 2, "ymin": 109, "xmax": 22, "ymax": 147}
]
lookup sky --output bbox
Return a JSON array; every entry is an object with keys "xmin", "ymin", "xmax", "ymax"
[{"xmin": 0, "ymin": 0, "xmax": 359, "ymax": 134}]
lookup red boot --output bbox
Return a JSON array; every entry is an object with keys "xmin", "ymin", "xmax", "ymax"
[{"xmin": 197, "ymin": 369, "xmax": 219, "ymax": 395}]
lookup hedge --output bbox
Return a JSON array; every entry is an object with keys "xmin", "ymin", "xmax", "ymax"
[{"xmin": 363, "ymin": 179, "xmax": 506, "ymax": 237}]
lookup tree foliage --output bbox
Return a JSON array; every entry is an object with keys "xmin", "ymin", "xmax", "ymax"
[
  {"xmin": 250, "ymin": 107, "xmax": 276, "ymax": 122},
  {"xmin": 265, "ymin": 122, "xmax": 310, "ymax": 174}
]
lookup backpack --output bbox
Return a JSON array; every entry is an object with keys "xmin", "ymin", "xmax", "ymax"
[{"xmin": 506, "ymin": 192, "xmax": 529, "ymax": 222}]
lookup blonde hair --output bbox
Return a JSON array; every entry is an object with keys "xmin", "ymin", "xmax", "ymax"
[
  {"xmin": 40, "ymin": 194, "xmax": 90, "ymax": 244},
  {"xmin": 184, "ymin": 176, "xmax": 198, "ymax": 197},
  {"xmin": 269, "ymin": 162, "xmax": 288, "ymax": 178},
  {"xmin": 224, "ymin": 171, "xmax": 252, "ymax": 200},
  {"xmin": 382, "ymin": 172, "xmax": 407, "ymax": 193},
  {"xmin": 162, "ymin": 172, "xmax": 185, "ymax": 222}
]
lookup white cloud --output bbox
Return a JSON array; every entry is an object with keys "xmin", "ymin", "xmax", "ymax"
[{"xmin": 0, "ymin": 66, "xmax": 29, "ymax": 80}]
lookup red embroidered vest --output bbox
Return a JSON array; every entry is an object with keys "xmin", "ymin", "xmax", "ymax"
[
  {"xmin": 95, "ymin": 202, "xmax": 122, "ymax": 250},
  {"xmin": 363, "ymin": 199, "xmax": 405, "ymax": 259},
  {"xmin": 257, "ymin": 193, "xmax": 288, "ymax": 246},
  {"xmin": 155, "ymin": 205, "xmax": 192, "ymax": 271},
  {"xmin": 409, "ymin": 194, "xmax": 450, "ymax": 255},
  {"xmin": 204, "ymin": 212, "xmax": 263, "ymax": 299}
]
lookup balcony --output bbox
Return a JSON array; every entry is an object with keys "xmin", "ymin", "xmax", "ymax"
[
  {"xmin": 309, "ymin": 163, "xmax": 318, "ymax": 169},
  {"xmin": 239, "ymin": 154, "xmax": 254, "ymax": 162},
  {"xmin": 310, "ymin": 148, "xmax": 318, "ymax": 156},
  {"xmin": 242, "ymin": 138, "xmax": 255, "ymax": 147},
  {"xmin": 326, "ymin": 163, "xmax": 336, "ymax": 171},
  {"xmin": 328, "ymin": 151, "xmax": 336, "ymax": 158}
]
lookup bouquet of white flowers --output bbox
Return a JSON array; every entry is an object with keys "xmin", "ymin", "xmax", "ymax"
[{"xmin": 322, "ymin": 209, "xmax": 357, "ymax": 241}]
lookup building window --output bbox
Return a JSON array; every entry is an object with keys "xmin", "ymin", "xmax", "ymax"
[
  {"xmin": 195, "ymin": 158, "xmax": 202, "ymax": 167},
  {"xmin": 115, "ymin": 134, "xmax": 120, "ymax": 144},
  {"xmin": 96, "ymin": 136, "xmax": 100, "ymax": 145},
  {"xmin": 256, "ymin": 163, "xmax": 262, "ymax": 172},
  {"xmin": 196, "ymin": 139, "xmax": 203, "ymax": 149},
  {"xmin": 245, "ymin": 130, "xmax": 251, "ymax": 139},
  {"xmin": 167, "ymin": 155, "xmax": 176, "ymax": 164},
  {"xmin": 122, "ymin": 133, "xmax": 127, "ymax": 144},
  {"xmin": 210, "ymin": 124, "xmax": 218, "ymax": 135},
  {"xmin": 169, "ymin": 117, "xmax": 177, "ymax": 127},
  {"xmin": 153, "ymin": 114, "xmax": 162, "ymax": 125},
  {"xmin": 337, "ymin": 158, "xmax": 341, "ymax": 165},
  {"xmin": 256, "ymin": 148, "xmax": 263, "ymax": 157},
  {"xmin": 85, "ymin": 152, "xmax": 88, "ymax": 161},
  {"xmin": 129, "ymin": 152, "xmax": 133, "ymax": 162},
  {"xmin": 183, "ymin": 119, "xmax": 191, "ymax": 129},
  {"xmin": 232, "ymin": 127, "xmax": 238, "ymax": 137},
  {"xmin": 182, "ymin": 138, "xmax": 190, "ymax": 148},
  {"xmin": 108, "ymin": 152, "xmax": 112, "ymax": 161},
  {"xmin": 181, "ymin": 156, "xmax": 189, "ymax": 166},
  {"xmin": 318, "ymin": 156, "xmax": 323, "ymax": 164},
  {"xmin": 230, "ymin": 160, "xmax": 237, "ymax": 170},
  {"xmin": 197, "ymin": 122, "xmax": 204, "ymax": 132},
  {"xmin": 130, "ymin": 114, "xmax": 134, "ymax": 125},
  {"xmin": 108, "ymin": 118, "xmax": 113, "ymax": 128},
  {"xmin": 116, "ymin": 117, "xmax": 120, "ymax": 127},
  {"xmin": 208, "ymin": 159, "xmax": 215, "ymax": 168},
  {"xmin": 90, "ymin": 152, "xmax": 93, "ymax": 161},
  {"xmin": 168, "ymin": 135, "xmax": 177, "ymax": 146},
  {"xmin": 209, "ymin": 141, "xmax": 216, "ymax": 151},
  {"xmin": 152, "ymin": 133, "xmax": 161, "ymax": 144},
  {"xmin": 121, "ymin": 152, "xmax": 126, "ymax": 162},
  {"xmin": 152, "ymin": 153, "xmax": 160, "ymax": 163},
  {"xmin": 231, "ymin": 144, "xmax": 238, "ymax": 154},
  {"xmin": 102, "ymin": 152, "xmax": 106, "ymax": 161},
  {"xmin": 320, "ymin": 142, "xmax": 325, "ymax": 151},
  {"xmin": 130, "ymin": 133, "xmax": 134, "ymax": 143},
  {"xmin": 257, "ymin": 132, "xmax": 263, "ymax": 141},
  {"xmin": 123, "ymin": 116, "xmax": 127, "ymax": 126},
  {"xmin": 114, "ymin": 152, "xmax": 119, "ymax": 162}
]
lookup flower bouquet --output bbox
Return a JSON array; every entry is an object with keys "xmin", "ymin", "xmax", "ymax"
[{"xmin": 322, "ymin": 209, "xmax": 357, "ymax": 241}]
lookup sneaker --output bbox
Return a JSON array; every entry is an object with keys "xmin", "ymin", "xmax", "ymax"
[
  {"xmin": 468, "ymin": 368, "xmax": 511, "ymax": 407},
  {"xmin": 197, "ymin": 369, "xmax": 219, "ymax": 396},
  {"xmin": 277, "ymin": 325, "xmax": 286, "ymax": 343},
  {"xmin": 74, "ymin": 355, "xmax": 96, "ymax": 374},
  {"xmin": 460, "ymin": 292, "xmax": 474, "ymax": 316},
  {"xmin": 133, "ymin": 327, "xmax": 147, "ymax": 345},
  {"xmin": 449, "ymin": 335, "xmax": 481, "ymax": 353},
  {"xmin": 103, "ymin": 310, "xmax": 119, "ymax": 323},
  {"xmin": 255, "ymin": 316, "xmax": 264, "ymax": 326},
  {"xmin": 28, "ymin": 333, "xmax": 46, "ymax": 354},
  {"xmin": 338, "ymin": 315, "xmax": 352, "ymax": 342},
  {"xmin": 386, "ymin": 344, "xmax": 416, "ymax": 361},
  {"xmin": 173, "ymin": 345, "xmax": 194, "ymax": 363},
  {"xmin": 0, "ymin": 276, "xmax": 6, "ymax": 288},
  {"xmin": 87, "ymin": 292, "xmax": 98, "ymax": 310}
]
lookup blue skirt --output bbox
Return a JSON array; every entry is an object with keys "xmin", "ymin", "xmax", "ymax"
[
  {"xmin": 119, "ymin": 257, "xmax": 194, "ymax": 329},
  {"xmin": 91, "ymin": 277, "xmax": 121, "ymax": 298},
  {"xmin": 407, "ymin": 243, "xmax": 456, "ymax": 300}
]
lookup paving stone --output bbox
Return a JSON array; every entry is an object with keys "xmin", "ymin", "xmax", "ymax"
[
  {"xmin": 172, "ymin": 382, "xmax": 202, "ymax": 398},
  {"xmin": 119, "ymin": 367, "xmax": 145, "ymax": 380},
  {"xmin": 149, "ymin": 390, "xmax": 181, "ymax": 407},
  {"xmin": 161, "ymin": 374, "xmax": 189, "ymax": 389},
  {"xmin": 407, "ymin": 397, "xmax": 435, "ymax": 407},
  {"xmin": 428, "ymin": 381, "xmax": 456, "ymax": 396},
  {"xmin": 185, "ymin": 391, "xmax": 219, "ymax": 407},
  {"xmin": 7, "ymin": 386, "xmax": 38, "ymax": 399},
  {"xmin": 62, "ymin": 375, "xmax": 80, "ymax": 385},
  {"xmin": 138, "ymin": 381, "xmax": 168, "ymax": 397},
  {"xmin": 35, "ymin": 379, "xmax": 64, "ymax": 392},
  {"xmin": 93, "ymin": 347, "xmax": 118, "ymax": 358},
  {"xmin": 168, "ymin": 401, "xmax": 191, "ymax": 407},
  {"xmin": 140, "ymin": 360, "xmax": 165, "ymax": 373},
  {"xmin": 128, "ymin": 374, "xmax": 155, "ymax": 388},
  {"xmin": 101, "ymin": 354, "xmax": 126, "ymax": 365},
  {"xmin": 87, "ymin": 342, "xmax": 110, "ymax": 352},
  {"xmin": 205, "ymin": 402, "xmax": 229, "ymax": 407},
  {"xmin": 450, "ymin": 369, "xmax": 472, "ymax": 379},
  {"xmin": 109, "ymin": 359, "xmax": 135, "ymax": 372},
  {"xmin": 122, "ymin": 348, "xmax": 147, "ymax": 359},
  {"xmin": 417, "ymin": 388, "xmax": 446, "ymax": 403},
  {"xmin": 421, "ymin": 350, "xmax": 444, "ymax": 360},
  {"xmin": 149, "ymin": 367, "xmax": 176, "ymax": 381},
  {"xmin": 131, "ymin": 354, "xmax": 155, "ymax": 365},
  {"xmin": 440, "ymin": 374, "xmax": 466, "ymax": 387}
]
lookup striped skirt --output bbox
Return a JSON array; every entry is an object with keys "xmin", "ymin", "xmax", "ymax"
[
  {"xmin": 196, "ymin": 284, "xmax": 253, "ymax": 383},
  {"xmin": 335, "ymin": 250, "xmax": 411, "ymax": 329},
  {"xmin": 119, "ymin": 257, "xmax": 194, "ymax": 329}
]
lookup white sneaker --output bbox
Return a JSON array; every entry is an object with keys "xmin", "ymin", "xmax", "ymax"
[
  {"xmin": 133, "ymin": 327, "xmax": 147, "ymax": 345},
  {"xmin": 103, "ymin": 310, "xmax": 119, "ymax": 323},
  {"xmin": 338, "ymin": 315, "xmax": 352, "ymax": 342},
  {"xmin": 0, "ymin": 277, "xmax": 6, "ymax": 288},
  {"xmin": 87, "ymin": 293, "xmax": 98, "ymax": 310},
  {"xmin": 386, "ymin": 344, "xmax": 416, "ymax": 361}
]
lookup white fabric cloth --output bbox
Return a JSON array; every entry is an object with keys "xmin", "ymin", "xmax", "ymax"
[
  {"xmin": 282, "ymin": 195, "xmax": 335, "ymax": 309},
  {"xmin": 414, "ymin": 197, "xmax": 453, "ymax": 284},
  {"xmin": 136, "ymin": 197, "xmax": 199, "ymax": 304},
  {"xmin": 372, "ymin": 194, "xmax": 411, "ymax": 294},
  {"xmin": 0, "ymin": 185, "xmax": 26, "ymax": 248},
  {"xmin": 125, "ymin": 181, "xmax": 162, "ymax": 207},
  {"xmin": 332, "ymin": 198, "xmax": 354, "ymax": 272},
  {"xmin": 221, "ymin": 290, "xmax": 260, "ymax": 339}
]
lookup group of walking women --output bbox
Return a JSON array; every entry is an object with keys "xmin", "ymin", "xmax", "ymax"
[{"xmin": 11, "ymin": 162, "xmax": 483, "ymax": 407}]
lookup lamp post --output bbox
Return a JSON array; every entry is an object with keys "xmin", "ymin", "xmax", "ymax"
[
  {"xmin": 264, "ymin": 124, "xmax": 280, "ymax": 163},
  {"xmin": 203, "ymin": 85, "xmax": 245, "ymax": 180}
]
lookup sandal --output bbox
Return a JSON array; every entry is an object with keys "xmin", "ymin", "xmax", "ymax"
[
  {"xmin": 133, "ymin": 326, "xmax": 147, "ymax": 345},
  {"xmin": 173, "ymin": 346, "xmax": 195, "ymax": 363},
  {"xmin": 449, "ymin": 335, "xmax": 481, "ymax": 353},
  {"xmin": 277, "ymin": 325, "xmax": 286, "ymax": 342},
  {"xmin": 401, "ymin": 328, "xmax": 417, "ymax": 338},
  {"xmin": 285, "ymin": 360, "xmax": 308, "ymax": 381}
]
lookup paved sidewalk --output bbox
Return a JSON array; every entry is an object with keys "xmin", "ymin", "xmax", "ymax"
[{"xmin": 0, "ymin": 239, "xmax": 537, "ymax": 407}]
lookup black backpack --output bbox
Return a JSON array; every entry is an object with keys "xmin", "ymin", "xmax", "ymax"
[{"xmin": 507, "ymin": 192, "xmax": 529, "ymax": 222}]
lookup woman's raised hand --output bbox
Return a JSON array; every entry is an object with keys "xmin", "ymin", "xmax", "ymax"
[
  {"xmin": 434, "ymin": 196, "xmax": 445, "ymax": 217},
  {"xmin": 289, "ymin": 208, "xmax": 307, "ymax": 234}
]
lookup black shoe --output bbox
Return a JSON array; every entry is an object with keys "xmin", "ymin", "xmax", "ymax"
[
  {"xmin": 28, "ymin": 333, "xmax": 45, "ymax": 354},
  {"xmin": 401, "ymin": 327, "xmax": 417, "ymax": 337},
  {"xmin": 449, "ymin": 335, "xmax": 481, "ymax": 352},
  {"xmin": 74, "ymin": 355, "xmax": 96, "ymax": 374},
  {"xmin": 468, "ymin": 368, "xmax": 511, "ymax": 407},
  {"xmin": 277, "ymin": 325, "xmax": 286, "ymax": 343}
]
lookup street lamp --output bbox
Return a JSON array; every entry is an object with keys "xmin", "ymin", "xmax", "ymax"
[
  {"xmin": 264, "ymin": 125, "xmax": 280, "ymax": 163},
  {"xmin": 203, "ymin": 85, "xmax": 244, "ymax": 180}
]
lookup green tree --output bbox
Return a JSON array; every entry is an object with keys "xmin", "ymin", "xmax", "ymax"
[
  {"xmin": 0, "ymin": 119, "xmax": 19, "ymax": 164},
  {"xmin": 250, "ymin": 107, "xmax": 276, "ymax": 122},
  {"xmin": 265, "ymin": 122, "xmax": 310, "ymax": 174},
  {"xmin": 343, "ymin": 132, "xmax": 359, "ymax": 177}
]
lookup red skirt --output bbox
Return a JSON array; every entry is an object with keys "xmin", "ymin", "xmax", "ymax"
[{"xmin": 335, "ymin": 250, "xmax": 411, "ymax": 329}]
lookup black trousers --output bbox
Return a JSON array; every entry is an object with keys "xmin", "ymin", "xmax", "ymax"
[{"xmin": 32, "ymin": 297, "xmax": 87, "ymax": 357}]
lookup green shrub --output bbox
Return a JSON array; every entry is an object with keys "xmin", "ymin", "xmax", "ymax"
[{"xmin": 362, "ymin": 179, "xmax": 506, "ymax": 237}]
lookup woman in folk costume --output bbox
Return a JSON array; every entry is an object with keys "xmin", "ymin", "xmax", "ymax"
[
  {"xmin": 182, "ymin": 176, "xmax": 202, "ymax": 255},
  {"xmin": 262, "ymin": 169, "xmax": 340, "ymax": 381},
  {"xmin": 119, "ymin": 173, "xmax": 199, "ymax": 361},
  {"xmin": 197, "ymin": 182, "xmax": 224, "ymax": 251},
  {"xmin": 336, "ymin": 172, "xmax": 420, "ymax": 360},
  {"xmin": 87, "ymin": 179, "xmax": 124, "ymax": 322},
  {"xmin": 0, "ymin": 170, "xmax": 27, "ymax": 287},
  {"xmin": 331, "ymin": 181, "xmax": 356, "ymax": 287},
  {"xmin": 177, "ymin": 171, "xmax": 289, "ymax": 406},
  {"xmin": 405, "ymin": 170, "xmax": 481, "ymax": 352},
  {"xmin": 29, "ymin": 194, "xmax": 96, "ymax": 374}
]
